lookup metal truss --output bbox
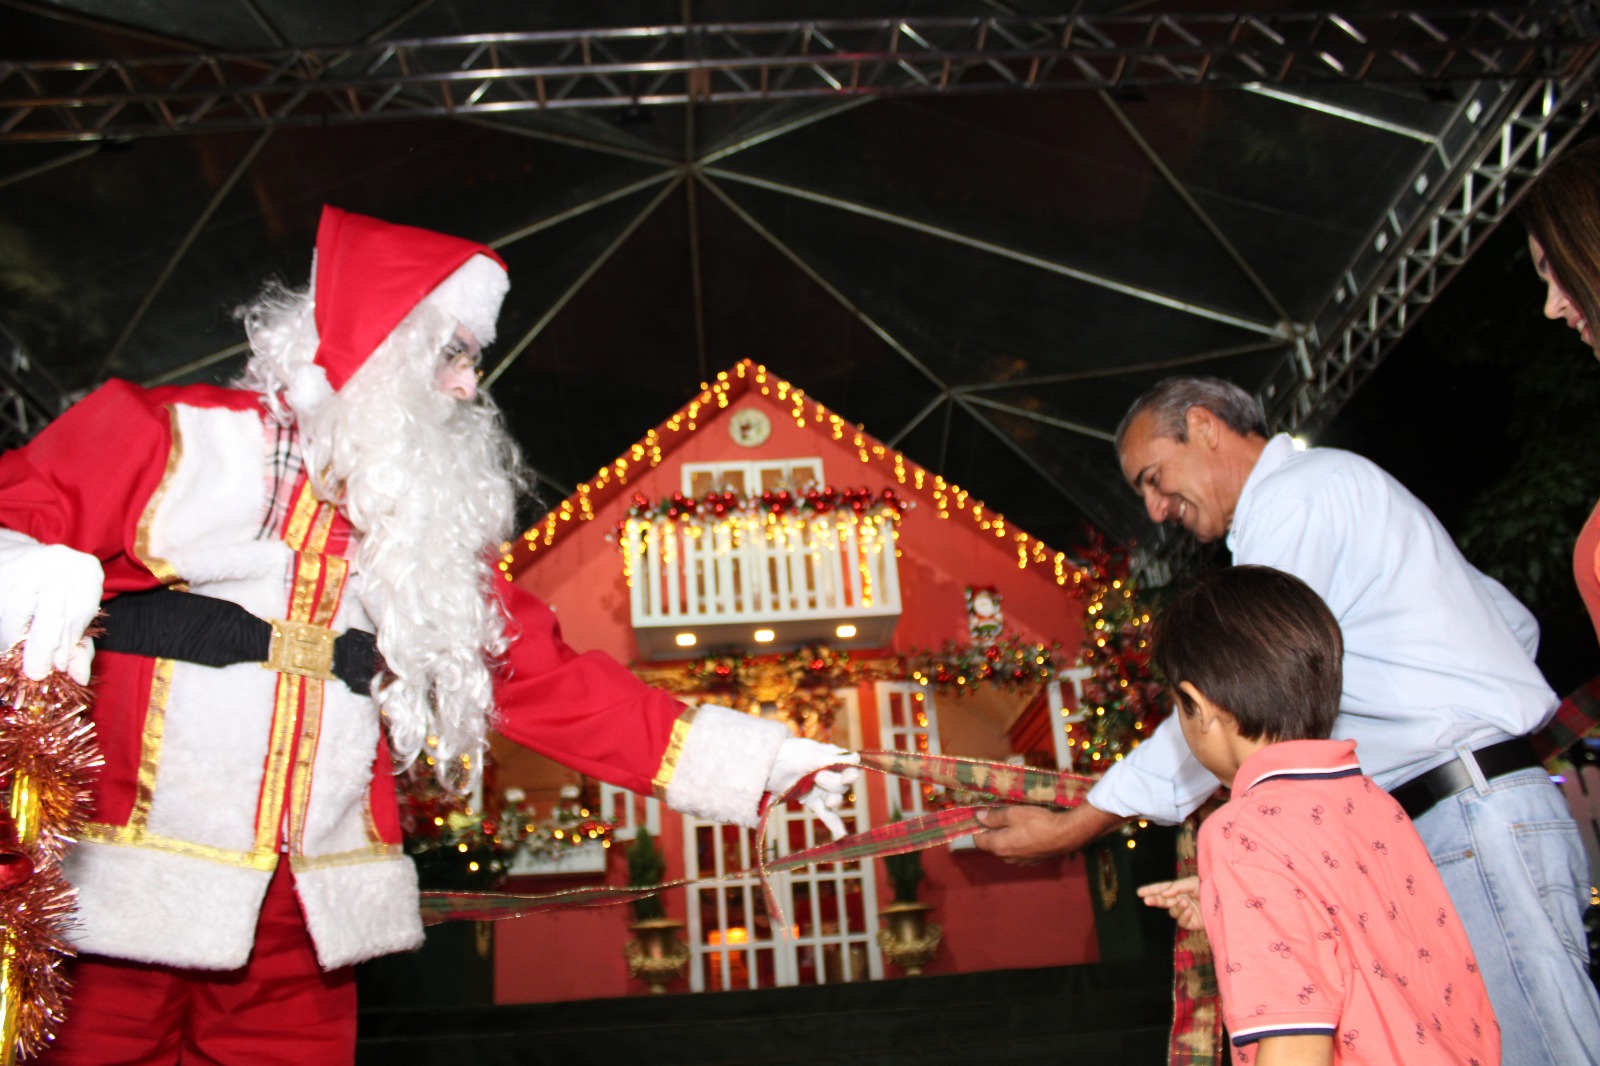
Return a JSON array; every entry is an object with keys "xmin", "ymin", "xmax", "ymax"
[
  {"xmin": 0, "ymin": 324, "xmax": 72, "ymax": 451},
  {"xmin": 2, "ymin": 6, "xmax": 1597, "ymax": 142},
  {"xmin": 1259, "ymin": 54, "xmax": 1600, "ymax": 436}
]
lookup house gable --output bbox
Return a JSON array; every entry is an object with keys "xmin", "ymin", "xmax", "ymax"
[
  {"xmin": 487, "ymin": 361, "xmax": 1108, "ymax": 1002},
  {"xmin": 506, "ymin": 359, "xmax": 1088, "ymax": 664}
]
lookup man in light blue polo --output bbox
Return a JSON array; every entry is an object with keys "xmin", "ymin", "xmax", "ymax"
[{"xmin": 977, "ymin": 375, "xmax": 1600, "ymax": 1066}]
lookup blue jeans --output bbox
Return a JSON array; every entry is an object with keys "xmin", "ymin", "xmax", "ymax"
[{"xmin": 1413, "ymin": 763, "xmax": 1600, "ymax": 1066}]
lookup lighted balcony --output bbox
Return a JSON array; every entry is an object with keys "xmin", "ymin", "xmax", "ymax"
[{"xmin": 624, "ymin": 510, "xmax": 902, "ymax": 659}]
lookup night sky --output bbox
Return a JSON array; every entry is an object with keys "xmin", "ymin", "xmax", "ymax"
[{"xmin": 1318, "ymin": 219, "xmax": 1600, "ymax": 695}]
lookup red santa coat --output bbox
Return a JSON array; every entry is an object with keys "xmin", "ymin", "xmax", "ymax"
[{"xmin": 0, "ymin": 379, "xmax": 786, "ymax": 971}]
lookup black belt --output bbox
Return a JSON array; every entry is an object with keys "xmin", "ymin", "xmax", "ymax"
[
  {"xmin": 97, "ymin": 588, "xmax": 380, "ymax": 695},
  {"xmin": 1388, "ymin": 737, "xmax": 1543, "ymax": 820}
]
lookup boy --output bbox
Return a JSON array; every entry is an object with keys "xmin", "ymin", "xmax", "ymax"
[{"xmin": 1137, "ymin": 565, "xmax": 1498, "ymax": 1065}]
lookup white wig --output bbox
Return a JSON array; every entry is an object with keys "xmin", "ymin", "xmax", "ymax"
[{"xmin": 236, "ymin": 283, "xmax": 527, "ymax": 792}]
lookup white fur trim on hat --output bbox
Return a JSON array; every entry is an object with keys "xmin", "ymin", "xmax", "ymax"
[
  {"xmin": 425, "ymin": 253, "xmax": 509, "ymax": 347},
  {"xmin": 287, "ymin": 362, "xmax": 334, "ymax": 416}
]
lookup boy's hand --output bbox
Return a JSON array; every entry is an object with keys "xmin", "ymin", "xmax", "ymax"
[{"xmin": 1136, "ymin": 875, "xmax": 1203, "ymax": 931}]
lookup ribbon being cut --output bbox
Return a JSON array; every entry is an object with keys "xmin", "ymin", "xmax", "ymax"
[{"xmin": 420, "ymin": 750, "xmax": 1097, "ymax": 932}]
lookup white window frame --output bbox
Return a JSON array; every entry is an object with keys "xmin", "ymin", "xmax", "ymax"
[
  {"xmin": 599, "ymin": 781, "xmax": 661, "ymax": 842},
  {"xmin": 681, "ymin": 457, "xmax": 826, "ymax": 497},
  {"xmin": 1050, "ymin": 666, "xmax": 1095, "ymax": 772},
  {"xmin": 681, "ymin": 692, "xmax": 880, "ymax": 990},
  {"xmin": 874, "ymin": 681, "xmax": 942, "ymax": 817}
]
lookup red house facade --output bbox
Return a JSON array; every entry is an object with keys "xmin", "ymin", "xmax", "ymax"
[{"xmin": 485, "ymin": 360, "xmax": 1116, "ymax": 1003}]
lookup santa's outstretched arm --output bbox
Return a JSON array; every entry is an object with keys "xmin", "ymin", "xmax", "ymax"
[{"xmin": 491, "ymin": 581, "xmax": 858, "ymax": 835}]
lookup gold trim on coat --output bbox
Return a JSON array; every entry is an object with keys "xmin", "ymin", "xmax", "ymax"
[
  {"xmin": 132, "ymin": 406, "xmax": 185, "ymax": 586},
  {"xmin": 285, "ymin": 677, "xmax": 324, "ymax": 855},
  {"xmin": 78, "ymin": 823, "xmax": 280, "ymax": 871},
  {"xmin": 282, "ymin": 480, "xmax": 320, "ymax": 551},
  {"xmin": 291, "ymin": 843, "xmax": 407, "ymax": 872},
  {"xmin": 652, "ymin": 705, "xmax": 699, "ymax": 800},
  {"xmin": 128, "ymin": 657, "xmax": 176, "ymax": 831}
]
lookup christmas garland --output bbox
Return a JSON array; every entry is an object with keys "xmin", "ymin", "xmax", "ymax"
[
  {"xmin": 661, "ymin": 644, "xmax": 898, "ymax": 739},
  {"xmin": 679, "ymin": 642, "xmax": 867, "ymax": 693},
  {"xmin": 621, "ymin": 484, "xmax": 908, "ymax": 528},
  {"xmin": 903, "ymin": 632, "xmax": 1061, "ymax": 692},
  {"xmin": 398, "ymin": 766, "xmax": 614, "ymax": 890},
  {"xmin": 1069, "ymin": 530, "xmax": 1168, "ymax": 773}
]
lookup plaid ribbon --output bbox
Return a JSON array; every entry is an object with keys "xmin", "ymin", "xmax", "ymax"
[
  {"xmin": 1168, "ymin": 793, "xmax": 1227, "ymax": 1066},
  {"xmin": 419, "ymin": 749, "xmax": 1097, "ymax": 926},
  {"xmin": 1533, "ymin": 672, "xmax": 1600, "ymax": 766}
]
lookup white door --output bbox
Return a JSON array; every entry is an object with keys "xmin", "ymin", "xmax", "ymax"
[{"xmin": 682, "ymin": 691, "xmax": 882, "ymax": 989}]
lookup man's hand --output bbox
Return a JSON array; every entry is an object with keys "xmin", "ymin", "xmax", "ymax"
[
  {"xmin": 971, "ymin": 802, "xmax": 1123, "ymax": 862},
  {"xmin": 1136, "ymin": 876, "xmax": 1203, "ymax": 931}
]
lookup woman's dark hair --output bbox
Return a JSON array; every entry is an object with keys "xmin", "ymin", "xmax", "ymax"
[
  {"xmin": 1153, "ymin": 565, "xmax": 1343, "ymax": 742},
  {"xmin": 1520, "ymin": 136, "xmax": 1600, "ymax": 350}
]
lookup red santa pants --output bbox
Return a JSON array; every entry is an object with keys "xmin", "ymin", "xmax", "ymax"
[{"xmin": 41, "ymin": 859, "xmax": 357, "ymax": 1065}]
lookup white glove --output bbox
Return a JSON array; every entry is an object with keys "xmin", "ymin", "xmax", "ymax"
[
  {"xmin": 0, "ymin": 529, "xmax": 102, "ymax": 684},
  {"xmin": 766, "ymin": 737, "xmax": 862, "ymax": 840}
]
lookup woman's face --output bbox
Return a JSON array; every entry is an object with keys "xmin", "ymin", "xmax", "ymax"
[{"xmin": 1530, "ymin": 234, "xmax": 1598, "ymax": 356}]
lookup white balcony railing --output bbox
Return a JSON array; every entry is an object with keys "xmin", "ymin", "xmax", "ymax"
[{"xmin": 624, "ymin": 513, "xmax": 902, "ymax": 658}]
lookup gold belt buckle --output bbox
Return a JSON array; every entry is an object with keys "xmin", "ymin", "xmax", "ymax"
[{"xmin": 265, "ymin": 618, "xmax": 337, "ymax": 681}]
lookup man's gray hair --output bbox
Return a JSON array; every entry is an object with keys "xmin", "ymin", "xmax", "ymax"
[{"xmin": 1114, "ymin": 376, "xmax": 1268, "ymax": 452}]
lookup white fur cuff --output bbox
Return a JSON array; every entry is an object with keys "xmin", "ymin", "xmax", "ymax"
[
  {"xmin": 663, "ymin": 704, "xmax": 790, "ymax": 828},
  {"xmin": 294, "ymin": 855, "xmax": 425, "ymax": 969},
  {"xmin": 63, "ymin": 841, "xmax": 271, "ymax": 970}
]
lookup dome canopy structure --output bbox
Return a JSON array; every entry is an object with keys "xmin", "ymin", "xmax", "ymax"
[{"xmin": 1, "ymin": 1, "xmax": 1596, "ymax": 553}]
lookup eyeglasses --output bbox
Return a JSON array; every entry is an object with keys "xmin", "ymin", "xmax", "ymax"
[{"xmin": 440, "ymin": 339, "xmax": 485, "ymax": 381}]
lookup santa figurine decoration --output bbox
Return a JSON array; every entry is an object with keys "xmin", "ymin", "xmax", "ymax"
[{"xmin": 966, "ymin": 585, "xmax": 1004, "ymax": 645}]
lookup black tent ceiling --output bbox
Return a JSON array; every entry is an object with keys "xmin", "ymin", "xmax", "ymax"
[{"xmin": 3, "ymin": 1, "xmax": 1596, "ymax": 555}]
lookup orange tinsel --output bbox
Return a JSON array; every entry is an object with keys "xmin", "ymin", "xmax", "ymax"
[{"xmin": 0, "ymin": 646, "xmax": 102, "ymax": 1062}]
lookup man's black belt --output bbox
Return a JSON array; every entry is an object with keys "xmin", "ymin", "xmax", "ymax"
[
  {"xmin": 1388, "ymin": 737, "xmax": 1543, "ymax": 820},
  {"xmin": 97, "ymin": 588, "xmax": 380, "ymax": 695}
]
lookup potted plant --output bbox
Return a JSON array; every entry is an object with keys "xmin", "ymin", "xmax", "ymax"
[
  {"xmin": 883, "ymin": 846, "xmax": 926, "ymax": 906},
  {"xmin": 622, "ymin": 827, "xmax": 688, "ymax": 993},
  {"xmin": 876, "ymin": 811, "xmax": 942, "ymax": 976}
]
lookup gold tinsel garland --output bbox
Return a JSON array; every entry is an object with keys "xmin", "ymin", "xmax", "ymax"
[{"xmin": 0, "ymin": 646, "xmax": 103, "ymax": 1062}]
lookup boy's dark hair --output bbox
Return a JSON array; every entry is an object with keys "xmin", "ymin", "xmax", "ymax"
[{"xmin": 1153, "ymin": 565, "xmax": 1343, "ymax": 742}]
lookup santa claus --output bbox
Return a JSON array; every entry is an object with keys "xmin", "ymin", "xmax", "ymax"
[{"xmin": 0, "ymin": 206, "xmax": 855, "ymax": 1063}]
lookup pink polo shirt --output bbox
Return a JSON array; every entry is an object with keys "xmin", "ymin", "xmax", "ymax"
[{"xmin": 1198, "ymin": 739, "xmax": 1499, "ymax": 1065}]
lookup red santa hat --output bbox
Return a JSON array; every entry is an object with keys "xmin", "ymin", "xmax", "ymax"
[{"xmin": 310, "ymin": 205, "xmax": 509, "ymax": 391}]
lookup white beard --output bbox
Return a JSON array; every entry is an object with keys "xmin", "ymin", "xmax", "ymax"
[{"xmin": 238, "ymin": 287, "xmax": 525, "ymax": 792}]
